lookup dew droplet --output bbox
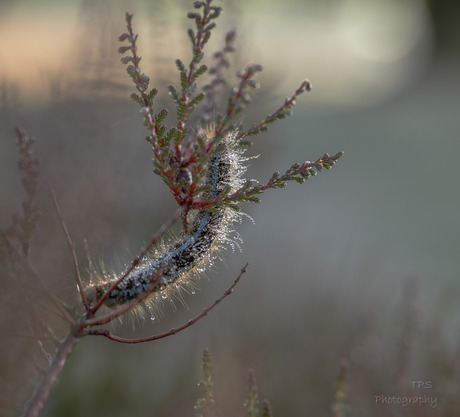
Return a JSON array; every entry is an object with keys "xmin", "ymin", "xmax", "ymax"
[{"xmin": 150, "ymin": 316, "xmax": 155, "ymax": 321}]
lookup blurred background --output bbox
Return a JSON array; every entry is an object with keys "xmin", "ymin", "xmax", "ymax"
[{"xmin": 1, "ymin": 0, "xmax": 460, "ymax": 416}]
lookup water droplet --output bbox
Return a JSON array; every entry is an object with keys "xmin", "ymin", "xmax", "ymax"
[
  {"xmin": 191, "ymin": 290, "xmax": 196, "ymax": 295},
  {"xmin": 161, "ymin": 293, "xmax": 167, "ymax": 299},
  {"xmin": 150, "ymin": 316, "xmax": 155, "ymax": 321}
]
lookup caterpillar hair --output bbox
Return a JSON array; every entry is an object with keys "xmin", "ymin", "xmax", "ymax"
[{"xmin": 84, "ymin": 128, "xmax": 246, "ymax": 312}]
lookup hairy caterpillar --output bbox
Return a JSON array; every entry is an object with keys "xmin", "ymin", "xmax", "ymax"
[{"xmin": 84, "ymin": 128, "xmax": 246, "ymax": 311}]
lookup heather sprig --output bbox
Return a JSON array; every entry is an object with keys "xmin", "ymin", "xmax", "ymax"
[
  {"xmin": 201, "ymin": 29, "xmax": 236, "ymax": 123},
  {"xmin": 245, "ymin": 369, "xmax": 260, "ymax": 417},
  {"xmin": 194, "ymin": 350, "xmax": 274, "ymax": 417},
  {"xmin": 194, "ymin": 348, "xmax": 215, "ymax": 417},
  {"xmin": 118, "ymin": 0, "xmax": 342, "ymax": 216},
  {"xmin": 118, "ymin": 4, "xmax": 223, "ymax": 209},
  {"xmin": 331, "ymin": 360, "xmax": 349, "ymax": 417},
  {"xmin": 190, "ymin": 152, "xmax": 344, "ymax": 210},
  {"xmin": 213, "ymin": 62, "xmax": 264, "ymax": 138},
  {"xmin": 242, "ymin": 79, "xmax": 313, "ymax": 138},
  {"xmin": 262, "ymin": 400, "xmax": 274, "ymax": 417},
  {"xmin": 119, "ymin": 12, "xmax": 177, "ymax": 196},
  {"xmin": 0, "ymin": 129, "xmax": 40, "ymax": 263},
  {"xmin": 172, "ymin": 0, "xmax": 222, "ymax": 132}
]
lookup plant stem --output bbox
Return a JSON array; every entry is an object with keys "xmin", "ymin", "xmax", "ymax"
[{"xmin": 21, "ymin": 332, "xmax": 80, "ymax": 417}]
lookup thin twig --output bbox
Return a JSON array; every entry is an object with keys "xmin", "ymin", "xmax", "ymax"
[
  {"xmin": 44, "ymin": 323, "xmax": 60, "ymax": 345},
  {"xmin": 29, "ymin": 353, "xmax": 46, "ymax": 375},
  {"xmin": 7, "ymin": 333, "xmax": 60, "ymax": 341},
  {"xmin": 49, "ymin": 295, "xmax": 76, "ymax": 326},
  {"xmin": 49, "ymin": 186, "xmax": 89, "ymax": 312},
  {"xmin": 22, "ymin": 312, "xmax": 52, "ymax": 363},
  {"xmin": 81, "ymin": 286, "xmax": 152, "ymax": 328},
  {"xmin": 83, "ymin": 239, "xmax": 95, "ymax": 279},
  {"xmin": 36, "ymin": 339, "xmax": 52, "ymax": 364},
  {"xmin": 88, "ymin": 263, "xmax": 248, "ymax": 343},
  {"xmin": 239, "ymin": 79, "xmax": 312, "ymax": 139}
]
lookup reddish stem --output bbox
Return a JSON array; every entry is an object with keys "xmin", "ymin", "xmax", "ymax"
[{"xmin": 87, "ymin": 263, "xmax": 248, "ymax": 343}]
